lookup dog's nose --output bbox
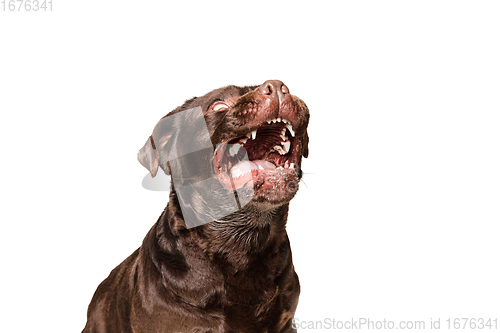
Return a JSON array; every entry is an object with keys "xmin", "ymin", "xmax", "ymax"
[{"xmin": 258, "ymin": 80, "xmax": 289, "ymax": 103}]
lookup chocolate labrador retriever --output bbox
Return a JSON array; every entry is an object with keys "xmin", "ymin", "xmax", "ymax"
[{"xmin": 83, "ymin": 80, "xmax": 310, "ymax": 333}]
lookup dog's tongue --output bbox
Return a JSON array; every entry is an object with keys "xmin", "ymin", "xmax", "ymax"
[{"xmin": 218, "ymin": 160, "xmax": 275, "ymax": 190}]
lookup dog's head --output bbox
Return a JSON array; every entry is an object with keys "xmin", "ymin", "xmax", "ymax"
[{"xmin": 138, "ymin": 80, "xmax": 309, "ymax": 227}]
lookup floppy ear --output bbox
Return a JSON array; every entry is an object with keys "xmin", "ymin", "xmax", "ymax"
[
  {"xmin": 139, "ymin": 106, "xmax": 207, "ymax": 178},
  {"xmin": 302, "ymin": 130, "xmax": 309, "ymax": 158},
  {"xmin": 138, "ymin": 111, "xmax": 176, "ymax": 177},
  {"xmin": 138, "ymin": 136, "xmax": 160, "ymax": 177}
]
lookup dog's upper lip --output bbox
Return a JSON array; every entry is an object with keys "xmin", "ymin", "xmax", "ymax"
[
  {"xmin": 242, "ymin": 117, "xmax": 295, "ymax": 143},
  {"xmin": 264, "ymin": 117, "xmax": 295, "ymax": 137}
]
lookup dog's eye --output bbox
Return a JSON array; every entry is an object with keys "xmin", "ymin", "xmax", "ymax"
[{"xmin": 211, "ymin": 102, "xmax": 229, "ymax": 111}]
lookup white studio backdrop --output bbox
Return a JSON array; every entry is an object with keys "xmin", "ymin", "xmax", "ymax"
[{"xmin": 1, "ymin": 1, "xmax": 499, "ymax": 332}]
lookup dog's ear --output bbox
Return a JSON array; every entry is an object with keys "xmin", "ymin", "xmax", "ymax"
[
  {"xmin": 302, "ymin": 130, "xmax": 309, "ymax": 158},
  {"xmin": 138, "ymin": 128, "xmax": 174, "ymax": 177},
  {"xmin": 138, "ymin": 136, "xmax": 160, "ymax": 177},
  {"xmin": 139, "ymin": 106, "xmax": 209, "ymax": 178},
  {"xmin": 151, "ymin": 117, "xmax": 175, "ymax": 176}
]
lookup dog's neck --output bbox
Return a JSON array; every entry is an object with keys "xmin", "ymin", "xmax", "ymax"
[
  {"xmin": 198, "ymin": 204, "xmax": 290, "ymax": 273},
  {"xmin": 147, "ymin": 195, "xmax": 293, "ymax": 308},
  {"xmin": 164, "ymin": 193, "xmax": 290, "ymax": 272}
]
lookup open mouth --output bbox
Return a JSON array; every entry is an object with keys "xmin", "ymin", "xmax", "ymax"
[{"xmin": 214, "ymin": 117, "xmax": 301, "ymax": 190}]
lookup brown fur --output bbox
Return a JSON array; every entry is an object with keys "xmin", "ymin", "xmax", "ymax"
[{"xmin": 83, "ymin": 81, "xmax": 309, "ymax": 332}]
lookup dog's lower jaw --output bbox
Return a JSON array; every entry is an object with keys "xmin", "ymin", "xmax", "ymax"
[{"xmin": 249, "ymin": 194, "xmax": 297, "ymax": 212}]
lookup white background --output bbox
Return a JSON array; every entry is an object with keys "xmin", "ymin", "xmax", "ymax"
[{"xmin": 1, "ymin": 1, "xmax": 499, "ymax": 332}]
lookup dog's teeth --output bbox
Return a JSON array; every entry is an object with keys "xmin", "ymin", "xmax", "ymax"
[
  {"xmin": 289, "ymin": 163, "xmax": 295, "ymax": 169},
  {"xmin": 282, "ymin": 141, "xmax": 290, "ymax": 153},
  {"xmin": 229, "ymin": 144, "xmax": 241, "ymax": 156},
  {"xmin": 280, "ymin": 128, "xmax": 287, "ymax": 141},
  {"xmin": 251, "ymin": 130, "xmax": 257, "ymax": 140},
  {"xmin": 268, "ymin": 117, "xmax": 290, "ymax": 124},
  {"xmin": 273, "ymin": 145, "xmax": 286, "ymax": 155},
  {"xmin": 258, "ymin": 164, "xmax": 264, "ymax": 170},
  {"xmin": 273, "ymin": 145, "xmax": 280, "ymax": 154},
  {"xmin": 286, "ymin": 124, "xmax": 295, "ymax": 137},
  {"xmin": 239, "ymin": 137, "xmax": 248, "ymax": 144}
]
